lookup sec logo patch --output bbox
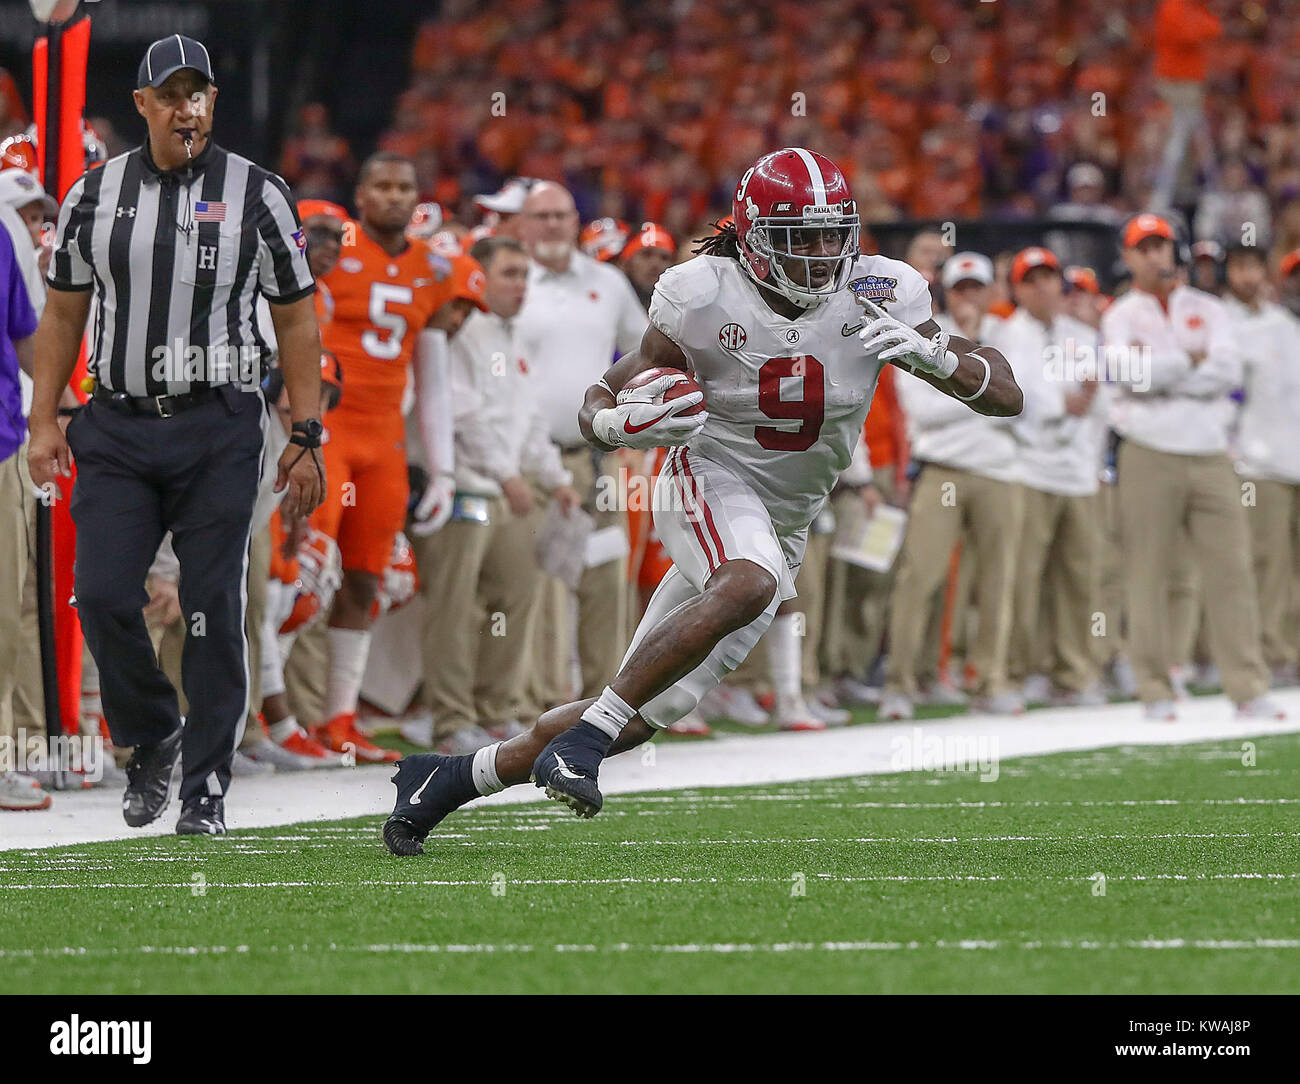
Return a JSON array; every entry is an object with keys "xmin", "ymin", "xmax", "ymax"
[{"xmin": 719, "ymin": 323, "xmax": 747, "ymax": 350}]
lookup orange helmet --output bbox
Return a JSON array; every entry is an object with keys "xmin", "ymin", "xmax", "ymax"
[
  {"xmin": 621, "ymin": 221, "xmax": 676, "ymax": 260},
  {"xmin": 280, "ymin": 528, "xmax": 342, "ymax": 635},
  {"xmin": 369, "ymin": 532, "xmax": 419, "ymax": 620},
  {"xmin": 0, "ymin": 122, "xmax": 106, "ymax": 175},
  {"xmin": 407, "ymin": 201, "xmax": 443, "ymax": 240},
  {"xmin": 448, "ymin": 252, "xmax": 489, "ymax": 312},
  {"xmin": 580, "ymin": 217, "xmax": 630, "ymax": 261},
  {"xmin": 0, "ymin": 131, "xmax": 38, "ymax": 174}
]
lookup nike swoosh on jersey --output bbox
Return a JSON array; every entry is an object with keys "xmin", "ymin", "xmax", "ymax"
[
  {"xmin": 841, "ymin": 322, "xmax": 864, "ymax": 336},
  {"xmin": 624, "ymin": 409, "xmax": 674, "ymax": 435},
  {"xmin": 409, "ymin": 766, "xmax": 440, "ymax": 805}
]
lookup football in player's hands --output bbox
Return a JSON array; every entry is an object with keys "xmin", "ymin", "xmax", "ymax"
[{"xmin": 617, "ymin": 367, "xmax": 706, "ymax": 416}]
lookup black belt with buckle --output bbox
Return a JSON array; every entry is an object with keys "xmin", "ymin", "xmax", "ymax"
[{"xmin": 92, "ymin": 384, "xmax": 218, "ymax": 418}]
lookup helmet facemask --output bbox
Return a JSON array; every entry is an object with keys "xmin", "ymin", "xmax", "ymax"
[{"xmin": 742, "ymin": 210, "xmax": 860, "ymax": 308}]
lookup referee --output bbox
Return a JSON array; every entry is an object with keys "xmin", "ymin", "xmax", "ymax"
[{"xmin": 27, "ymin": 35, "xmax": 325, "ymax": 835}]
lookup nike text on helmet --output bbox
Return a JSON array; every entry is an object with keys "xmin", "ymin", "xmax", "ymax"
[{"xmin": 731, "ymin": 147, "xmax": 859, "ymax": 309}]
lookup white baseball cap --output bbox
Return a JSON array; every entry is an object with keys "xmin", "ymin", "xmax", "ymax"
[
  {"xmin": 1067, "ymin": 162, "xmax": 1105, "ymax": 190},
  {"xmin": 0, "ymin": 170, "xmax": 56, "ymax": 216},
  {"xmin": 474, "ymin": 177, "xmax": 538, "ymax": 215},
  {"xmin": 941, "ymin": 251, "xmax": 994, "ymax": 289}
]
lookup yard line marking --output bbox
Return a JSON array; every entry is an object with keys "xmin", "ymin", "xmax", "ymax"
[
  {"xmin": 3, "ymin": 872, "xmax": 1298, "ymax": 890},
  {"xmin": 3, "ymin": 938, "xmax": 1298, "ymax": 959}
]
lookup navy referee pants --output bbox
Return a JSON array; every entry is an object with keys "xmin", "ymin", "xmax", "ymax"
[{"xmin": 65, "ymin": 384, "xmax": 265, "ymax": 803}]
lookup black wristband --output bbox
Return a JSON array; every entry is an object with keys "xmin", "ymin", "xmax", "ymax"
[
  {"xmin": 289, "ymin": 418, "xmax": 323, "ymax": 449},
  {"xmin": 57, "ymin": 406, "xmax": 80, "ymax": 417}
]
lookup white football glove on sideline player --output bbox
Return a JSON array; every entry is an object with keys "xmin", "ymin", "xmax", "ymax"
[
  {"xmin": 593, "ymin": 373, "xmax": 708, "ymax": 450},
  {"xmin": 409, "ymin": 472, "xmax": 455, "ymax": 536},
  {"xmin": 857, "ymin": 297, "xmax": 958, "ymax": 379}
]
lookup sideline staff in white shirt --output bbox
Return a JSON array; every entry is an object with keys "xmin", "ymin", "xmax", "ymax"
[
  {"xmin": 415, "ymin": 235, "xmax": 578, "ymax": 750},
  {"xmin": 513, "ymin": 182, "xmax": 647, "ymax": 702},
  {"xmin": 1222, "ymin": 244, "xmax": 1300, "ymax": 680},
  {"xmin": 1101, "ymin": 214, "xmax": 1277, "ymax": 721}
]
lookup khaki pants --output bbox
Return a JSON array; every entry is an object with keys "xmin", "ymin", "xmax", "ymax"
[
  {"xmin": 820, "ymin": 474, "xmax": 899, "ymax": 680},
  {"xmin": 1116, "ymin": 441, "xmax": 1268, "ymax": 703},
  {"xmin": 284, "ymin": 617, "xmax": 327, "ymax": 727},
  {"xmin": 414, "ymin": 495, "xmax": 545, "ymax": 737},
  {"xmin": 885, "ymin": 465, "xmax": 1023, "ymax": 698},
  {"xmin": 1095, "ymin": 483, "xmax": 1126, "ymax": 667},
  {"xmin": 1243, "ymin": 477, "xmax": 1300, "ymax": 670},
  {"xmin": 1168, "ymin": 533, "xmax": 1202, "ymax": 667},
  {"xmin": 1008, "ymin": 488, "xmax": 1102, "ymax": 692},
  {"xmin": 798, "ymin": 527, "xmax": 831, "ymax": 687},
  {"xmin": 524, "ymin": 448, "xmax": 628, "ymax": 708},
  {"xmin": 0, "ymin": 447, "xmax": 32, "ymax": 744},
  {"xmin": 729, "ymin": 525, "xmax": 831, "ymax": 694}
]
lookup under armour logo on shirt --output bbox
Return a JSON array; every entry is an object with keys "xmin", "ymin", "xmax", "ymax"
[{"xmin": 116, "ymin": 206, "xmax": 136, "ymax": 218}]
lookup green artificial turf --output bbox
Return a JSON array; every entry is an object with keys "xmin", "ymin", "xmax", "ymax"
[{"xmin": 2, "ymin": 733, "xmax": 1297, "ymax": 994}]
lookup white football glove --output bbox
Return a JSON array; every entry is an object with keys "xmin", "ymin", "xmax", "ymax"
[
  {"xmin": 593, "ymin": 374, "xmax": 708, "ymax": 450},
  {"xmin": 857, "ymin": 297, "xmax": 957, "ymax": 379},
  {"xmin": 409, "ymin": 472, "xmax": 455, "ymax": 536}
]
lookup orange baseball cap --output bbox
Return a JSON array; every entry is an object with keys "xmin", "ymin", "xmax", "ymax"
[
  {"xmin": 621, "ymin": 221, "xmax": 676, "ymax": 260},
  {"xmin": 1122, "ymin": 213, "xmax": 1175, "ymax": 248},
  {"xmin": 297, "ymin": 199, "xmax": 348, "ymax": 223},
  {"xmin": 449, "ymin": 253, "xmax": 489, "ymax": 312},
  {"xmin": 1279, "ymin": 249, "xmax": 1300, "ymax": 278},
  {"xmin": 1063, "ymin": 265, "xmax": 1100, "ymax": 294},
  {"xmin": 1010, "ymin": 246, "xmax": 1060, "ymax": 285}
]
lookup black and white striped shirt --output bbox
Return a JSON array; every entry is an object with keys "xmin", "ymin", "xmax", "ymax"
[{"xmin": 47, "ymin": 139, "xmax": 315, "ymax": 396}]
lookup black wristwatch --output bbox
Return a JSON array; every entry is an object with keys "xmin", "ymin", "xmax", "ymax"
[{"xmin": 289, "ymin": 418, "xmax": 323, "ymax": 449}]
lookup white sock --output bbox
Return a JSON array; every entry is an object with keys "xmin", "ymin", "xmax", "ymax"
[
  {"xmin": 766, "ymin": 613, "xmax": 803, "ymax": 699},
  {"xmin": 324, "ymin": 627, "xmax": 371, "ymax": 720},
  {"xmin": 472, "ymin": 742, "xmax": 505, "ymax": 795},
  {"xmin": 580, "ymin": 686, "xmax": 636, "ymax": 740},
  {"xmin": 269, "ymin": 716, "xmax": 301, "ymax": 744}
]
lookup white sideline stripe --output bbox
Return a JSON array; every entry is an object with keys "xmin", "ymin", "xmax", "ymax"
[
  {"xmin": 5, "ymin": 689, "xmax": 1300, "ymax": 851},
  {"xmin": 2, "ymin": 872, "xmax": 1297, "ymax": 890},
  {"xmin": 0, "ymin": 829, "xmax": 1293, "ymax": 870},
  {"xmin": 2, "ymin": 938, "xmax": 1298, "ymax": 959}
]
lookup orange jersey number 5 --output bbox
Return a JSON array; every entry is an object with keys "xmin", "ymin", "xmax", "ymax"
[{"xmin": 362, "ymin": 283, "xmax": 415, "ymax": 361}]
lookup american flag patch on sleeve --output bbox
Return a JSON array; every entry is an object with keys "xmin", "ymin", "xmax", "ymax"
[{"xmin": 194, "ymin": 201, "xmax": 227, "ymax": 222}]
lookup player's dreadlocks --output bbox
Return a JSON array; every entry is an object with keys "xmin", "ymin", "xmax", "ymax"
[{"xmin": 693, "ymin": 219, "xmax": 740, "ymax": 260}]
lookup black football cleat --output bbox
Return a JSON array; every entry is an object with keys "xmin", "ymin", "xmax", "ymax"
[
  {"xmin": 382, "ymin": 753, "xmax": 478, "ymax": 856},
  {"xmin": 122, "ymin": 726, "xmax": 182, "ymax": 828},
  {"xmin": 176, "ymin": 796, "xmax": 226, "ymax": 835},
  {"xmin": 532, "ymin": 721, "xmax": 612, "ymax": 819}
]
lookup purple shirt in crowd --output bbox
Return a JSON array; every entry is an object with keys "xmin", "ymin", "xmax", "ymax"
[{"xmin": 0, "ymin": 224, "xmax": 37, "ymax": 462}]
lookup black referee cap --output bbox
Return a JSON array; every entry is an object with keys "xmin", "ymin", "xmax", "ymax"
[{"xmin": 138, "ymin": 35, "xmax": 214, "ymax": 89}]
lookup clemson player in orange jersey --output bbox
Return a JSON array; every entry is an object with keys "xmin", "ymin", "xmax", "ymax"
[
  {"xmin": 296, "ymin": 198, "xmax": 348, "ymax": 330},
  {"xmin": 311, "ymin": 151, "xmax": 487, "ymax": 762}
]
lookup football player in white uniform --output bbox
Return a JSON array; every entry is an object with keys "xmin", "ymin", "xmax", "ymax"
[{"xmin": 384, "ymin": 148, "xmax": 1022, "ymax": 855}]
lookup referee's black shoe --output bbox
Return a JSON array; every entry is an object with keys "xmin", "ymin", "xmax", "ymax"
[
  {"xmin": 122, "ymin": 726, "xmax": 182, "ymax": 827},
  {"xmin": 177, "ymin": 797, "xmax": 226, "ymax": 836}
]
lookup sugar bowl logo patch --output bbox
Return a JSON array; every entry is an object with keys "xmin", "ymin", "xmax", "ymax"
[{"xmin": 847, "ymin": 275, "xmax": 898, "ymax": 305}]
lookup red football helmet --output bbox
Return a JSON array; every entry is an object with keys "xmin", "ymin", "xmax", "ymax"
[{"xmin": 732, "ymin": 147, "xmax": 859, "ymax": 308}]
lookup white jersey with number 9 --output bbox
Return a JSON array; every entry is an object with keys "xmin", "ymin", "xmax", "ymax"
[{"xmin": 648, "ymin": 253, "xmax": 932, "ymax": 535}]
